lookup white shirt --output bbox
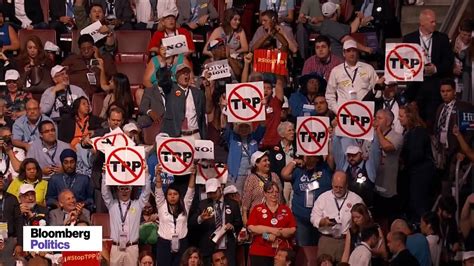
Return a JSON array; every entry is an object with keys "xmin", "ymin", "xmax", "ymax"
[
  {"xmin": 0, "ymin": 147, "xmax": 25, "ymax": 179},
  {"xmin": 180, "ymin": 86, "xmax": 199, "ymax": 131},
  {"xmin": 134, "ymin": 0, "xmax": 152, "ymax": 23},
  {"xmin": 438, "ymin": 100, "xmax": 455, "ymax": 147},
  {"xmin": 348, "ymin": 242, "xmax": 372, "ymax": 266},
  {"xmin": 156, "ymin": 187, "xmax": 194, "ymax": 240},
  {"xmin": 310, "ymin": 190, "xmax": 363, "ymax": 234},
  {"xmin": 156, "ymin": 0, "xmax": 178, "ymax": 20},
  {"xmin": 426, "ymin": 235, "xmax": 441, "ymax": 266},
  {"xmin": 382, "ymin": 97, "xmax": 403, "ymax": 134},
  {"xmin": 419, "ymin": 30, "xmax": 433, "ymax": 64},
  {"xmin": 326, "ymin": 61, "xmax": 379, "ymax": 113},
  {"xmin": 14, "ymin": 0, "xmax": 32, "ymax": 28}
]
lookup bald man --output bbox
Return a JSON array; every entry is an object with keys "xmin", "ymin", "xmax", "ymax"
[
  {"xmin": 402, "ymin": 9, "xmax": 454, "ymax": 125},
  {"xmin": 310, "ymin": 171, "xmax": 364, "ymax": 262},
  {"xmin": 390, "ymin": 219, "xmax": 431, "ymax": 266},
  {"xmin": 49, "ymin": 189, "xmax": 91, "ymax": 225}
]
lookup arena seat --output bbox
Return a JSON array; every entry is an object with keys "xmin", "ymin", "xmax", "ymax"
[{"xmin": 91, "ymin": 213, "xmax": 110, "ymax": 239}]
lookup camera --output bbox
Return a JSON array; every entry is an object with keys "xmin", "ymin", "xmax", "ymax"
[{"xmin": 0, "ymin": 135, "xmax": 12, "ymax": 146}]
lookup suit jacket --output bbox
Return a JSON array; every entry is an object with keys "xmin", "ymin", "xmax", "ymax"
[
  {"xmin": 58, "ymin": 114, "xmax": 104, "ymax": 143},
  {"xmin": 434, "ymin": 100, "xmax": 473, "ymax": 155},
  {"xmin": 268, "ymin": 142, "xmax": 295, "ymax": 179},
  {"xmin": 176, "ymin": 0, "xmax": 219, "ymax": 26},
  {"xmin": 49, "ymin": 0, "xmax": 66, "ymax": 22},
  {"xmin": 91, "ymin": 0, "xmax": 133, "ymax": 23},
  {"xmin": 2, "ymin": 0, "xmax": 44, "ymax": 26},
  {"xmin": 161, "ymin": 83, "xmax": 207, "ymax": 139},
  {"xmin": 49, "ymin": 208, "xmax": 91, "ymax": 226},
  {"xmin": 390, "ymin": 249, "xmax": 420, "ymax": 266},
  {"xmin": 189, "ymin": 198, "xmax": 243, "ymax": 257},
  {"xmin": 1, "ymin": 193, "xmax": 23, "ymax": 245},
  {"xmin": 138, "ymin": 85, "xmax": 165, "ymax": 119}
]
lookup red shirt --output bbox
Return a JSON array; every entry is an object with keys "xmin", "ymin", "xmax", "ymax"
[
  {"xmin": 148, "ymin": 28, "xmax": 195, "ymax": 52},
  {"xmin": 247, "ymin": 203, "xmax": 296, "ymax": 257},
  {"xmin": 259, "ymin": 96, "xmax": 283, "ymax": 149}
]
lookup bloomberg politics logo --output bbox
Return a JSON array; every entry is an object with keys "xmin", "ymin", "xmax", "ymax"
[{"xmin": 23, "ymin": 226, "xmax": 102, "ymax": 252}]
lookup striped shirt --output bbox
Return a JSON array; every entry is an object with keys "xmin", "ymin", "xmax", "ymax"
[{"xmin": 302, "ymin": 54, "xmax": 344, "ymax": 81}]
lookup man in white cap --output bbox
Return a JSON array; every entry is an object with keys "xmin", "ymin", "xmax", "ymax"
[
  {"xmin": 160, "ymin": 64, "xmax": 207, "ymax": 140},
  {"xmin": 18, "ymin": 184, "xmax": 48, "ymax": 226},
  {"xmin": 190, "ymin": 178, "xmax": 243, "ymax": 266},
  {"xmin": 40, "ymin": 65, "xmax": 88, "ymax": 120},
  {"xmin": 463, "ymin": 251, "xmax": 474, "ymax": 266},
  {"xmin": 332, "ymin": 134, "xmax": 381, "ymax": 207},
  {"xmin": 325, "ymin": 39, "xmax": 384, "ymax": 113},
  {"xmin": 223, "ymin": 185, "xmax": 241, "ymax": 205}
]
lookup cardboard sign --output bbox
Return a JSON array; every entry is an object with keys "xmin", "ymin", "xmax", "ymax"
[
  {"xmin": 385, "ymin": 43, "xmax": 424, "ymax": 82},
  {"xmin": 253, "ymin": 49, "xmax": 288, "ymax": 76},
  {"xmin": 459, "ymin": 111, "xmax": 474, "ymax": 132},
  {"xmin": 206, "ymin": 59, "xmax": 231, "ymax": 80},
  {"xmin": 226, "ymin": 81, "xmax": 266, "ymax": 122},
  {"xmin": 62, "ymin": 251, "xmax": 101, "ymax": 266},
  {"xmin": 91, "ymin": 127, "xmax": 135, "ymax": 153},
  {"xmin": 296, "ymin": 116, "xmax": 330, "ymax": 156},
  {"xmin": 105, "ymin": 146, "xmax": 146, "ymax": 186},
  {"xmin": 162, "ymin": 35, "xmax": 189, "ymax": 57},
  {"xmin": 336, "ymin": 100, "xmax": 374, "ymax": 140},
  {"xmin": 194, "ymin": 140, "xmax": 214, "ymax": 159},
  {"xmin": 80, "ymin": 21, "xmax": 107, "ymax": 43},
  {"xmin": 196, "ymin": 161, "xmax": 228, "ymax": 184},
  {"xmin": 156, "ymin": 137, "xmax": 194, "ymax": 175}
]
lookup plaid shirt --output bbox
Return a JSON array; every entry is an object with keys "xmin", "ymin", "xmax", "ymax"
[{"xmin": 302, "ymin": 54, "xmax": 344, "ymax": 80}]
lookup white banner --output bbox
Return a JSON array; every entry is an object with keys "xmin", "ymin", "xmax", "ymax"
[
  {"xmin": 385, "ymin": 43, "xmax": 424, "ymax": 82},
  {"xmin": 336, "ymin": 100, "xmax": 374, "ymax": 141},
  {"xmin": 194, "ymin": 140, "xmax": 214, "ymax": 159},
  {"xmin": 162, "ymin": 35, "xmax": 189, "ymax": 57},
  {"xmin": 196, "ymin": 161, "xmax": 228, "ymax": 185},
  {"xmin": 206, "ymin": 59, "xmax": 231, "ymax": 80},
  {"xmin": 80, "ymin": 21, "xmax": 107, "ymax": 43},
  {"xmin": 105, "ymin": 146, "xmax": 146, "ymax": 186},
  {"xmin": 156, "ymin": 136, "xmax": 194, "ymax": 175},
  {"xmin": 296, "ymin": 116, "xmax": 330, "ymax": 156},
  {"xmin": 226, "ymin": 81, "xmax": 266, "ymax": 122},
  {"xmin": 92, "ymin": 127, "xmax": 135, "ymax": 153},
  {"xmin": 23, "ymin": 226, "xmax": 102, "ymax": 252}
]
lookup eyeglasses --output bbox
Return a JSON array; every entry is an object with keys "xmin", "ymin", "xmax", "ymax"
[{"xmin": 5, "ymin": 80, "xmax": 16, "ymax": 84}]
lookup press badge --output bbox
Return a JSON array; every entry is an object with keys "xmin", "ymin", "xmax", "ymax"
[
  {"xmin": 302, "ymin": 104, "xmax": 315, "ymax": 116},
  {"xmin": 349, "ymin": 91, "xmax": 357, "ymax": 99},
  {"xmin": 304, "ymin": 180, "xmax": 319, "ymax": 208},
  {"xmin": 119, "ymin": 231, "xmax": 128, "ymax": 251},
  {"xmin": 87, "ymin": 73, "xmax": 97, "ymax": 85},
  {"xmin": 0, "ymin": 222, "xmax": 8, "ymax": 239},
  {"xmin": 171, "ymin": 234, "xmax": 180, "ymax": 252}
]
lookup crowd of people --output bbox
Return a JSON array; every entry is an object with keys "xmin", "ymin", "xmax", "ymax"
[{"xmin": 0, "ymin": 0, "xmax": 473, "ymax": 265}]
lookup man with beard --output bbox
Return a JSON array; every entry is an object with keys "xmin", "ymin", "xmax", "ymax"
[
  {"xmin": 49, "ymin": 189, "xmax": 90, "ymax": 225},
  {"xmin": 311, "ymin": 171, "xmax": 364, "ymax": 262},
  {"xmin": 19, "ymin": 184, "xmax": 48, "ymax": 226},
  {"xmin": 46, "ymin": 149, "xmax": 93, "ymax": 210}
]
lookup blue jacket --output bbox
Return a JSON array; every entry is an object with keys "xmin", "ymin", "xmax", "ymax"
[
  {"xmin": 46, "ymin": 173, "xmax": 94, "ymax": 209},
  {"xmin": 289, "ymin": 92, "xmax": 317, "ymax": 117},
  {"xmin": 224, "ymin": 124, "xmax": 265, "ymax": 178}
]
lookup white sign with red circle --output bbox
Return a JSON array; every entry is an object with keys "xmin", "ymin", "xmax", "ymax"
[
  {"xmin": 92, "ymin": 127, "xmax": 135, "ymax": 153},
  {"xmin": 296, "ymin": 116, "xmax": 330, "ymax": 156},
  {"xmin": 156, "ymin": 137, "xmax": 194, "ymax": 175},
  {"xmin": 385, "ymin": 43, "xmax": 424, "ymax": 82},
  {"xmin": 196, "ymin": 160, "xmax": 228, "ymax": 185},
  {"xmin": 105, "ymin": 146, "xmax": 146, "ymax": 186},
  {"xmin": 336, "ymin": 100, "xmax": 374, "ymax": 140},
  {"xmin": 226, "ymin": 81, "xmax": 266, "ymax": 122}
]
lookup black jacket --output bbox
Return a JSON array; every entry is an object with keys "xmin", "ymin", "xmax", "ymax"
[
  {"xmin": 2, "ymin": 0, "xmax": 44, "ymax": 26},
  {"xmin": 0, "ymin": 192, "xmax": 23, "ymax": 246},
  {"xmin": 58, "ymin": 114, "xmax": 104, "ymax": 144},
  {"xmin": 390, "ymin": 249, "xmax": 420, "ymax": 266}
]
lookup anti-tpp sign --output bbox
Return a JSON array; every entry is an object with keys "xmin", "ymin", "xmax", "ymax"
[
  {"xmin": 226, "ymin": 81, "xmax": 266, "ymax": 123},
  {"xmin": 92, "ymin": 127, "xmax": 134, "ymax": 153},
  {"xmin": 196, "ymin": 161, "xmax": 228, "ymax": 184},
  {"xmin": 336, "ymin": 101, "xmax": 374, "ymax": 140},
  {"xmin": 385, "ymin": 43, "xmax": 424, "ymax": 82},
  {"xmin": 296, "ymin": 116, "xmax": 330, "ymax": 156},
  {"xmin": 157, "ymin": 137, "xmax": 194, "ymax": 175},
  {"xmin": 105, "ymin": 146, "xmax": 146, "ymax": 186}
]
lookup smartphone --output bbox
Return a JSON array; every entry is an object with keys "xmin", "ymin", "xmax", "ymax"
[
  {"xmin": 329, "ymin": 218, "xmax": 337, "ymax": 224},
  {"xmin": 90, "ymin": 59, "xmax": 99, "ymax": 67}
]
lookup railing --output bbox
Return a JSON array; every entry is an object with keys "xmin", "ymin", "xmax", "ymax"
[{"xmin": 440, "ymin": 0, "xmax": 469, "ymax": 38}]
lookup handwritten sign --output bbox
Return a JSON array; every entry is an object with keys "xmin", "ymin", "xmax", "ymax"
[
  {"xmin": 206, "ymin": 59, "xmax": 231, "ymax": 80},
  {"xmin": 80, "ymin": 21, "xmax": 107, "ymax": 43},
  {"xmin": 162, "ymin": 35, "xmax": 189, "ymax": 57}
]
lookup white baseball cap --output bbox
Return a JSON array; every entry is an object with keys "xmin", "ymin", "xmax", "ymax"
[
  {"xmin": 19, "ymin": 184, "xmax": 35, "ymax": 195},
  {"xmin": 251, "ymin": 151, "xmax": 268, "ymax": 167},
  {"xmin": 322, "ymin": 2, "xmax": 338, "ymax": 17},
  {"xmin": 463, "ymin": 251, "xmax": 474, "ymax": 261},
  {"xmin": 44, "ymin": 41, "xmax": 60, "ymax": 52},
  {"xmin": 205, "ymin": 178, "xmax": 220, "ymax": 193},
  {"xmin": 50, "ymin": 65, "xmax": 66, "ymax": 78},
  {"xmin": 223, "ymin": 185, "xmax": 238, "ymax": 195},
  {"xmin": 343, "ymin": 39, "xmax": 358, "ymax": 50},
  {"xmin": 4, "ymin": 69, "xmax": 19, "ymax": 81},
  {"xmin": 161, "ymin": 9, "xmax": 177, "ymax": 19},
  {"xmin": 123, "ymin": 122, "xmax": 139, "ymax": 133},
  {"xmin": 345, "ymin": 145, "xmax": 362, "ymax": 154}
]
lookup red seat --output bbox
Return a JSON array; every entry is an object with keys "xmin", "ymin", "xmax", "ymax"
[
  {"xmin": 295, "ymin": 246, "xmax": 318, "ymax": 266},
  {"xmin": 18, "ymin": 29, "xmax": 56, "ymax": 48},
  {"xmin": 115, "ymin": 53, "xmax": 149, "ymax": 63},
  {"xmin": 116, "ymin": 63, "xmax": 146, "ymax": 86},
  {"xmin": 309, "ymin": 33, "xmax": 320, "ymax": 42},
  {"xmin": 70, "ymin": 30, "xmax": 81, "ymax": 55},
  {"xmin": 91, "ymin": 213, "xmax": 110, "ymax": 239},
  {"xmin": 115, "ymin": 30, "xmax": 151, "ymax": 53}
]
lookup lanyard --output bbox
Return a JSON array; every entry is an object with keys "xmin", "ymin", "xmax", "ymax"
[
  {"xmin": 0, "ymin": 197, "xmax": 5, "ymax": 221},
  {"xmin": 344, "ymin": 63, "xmax": 359, "ymax": 87},
  {"xmin": 420, "ymin": 36, "xmax": 432, "ymax": 55},
  {"xmin": 164, "ymin": 30, "xmax": 179, "ymax": 38},
  {"xmin": 241, "ymin": 141, "xmax": 251, "ymax": 164},
  {"xmin": 119, "ymin": 201, "xmax": 132, "ymax": 231},
  {"xmin": 333, "ymin": 192, "xmax": 348, "ymax": 219},
  {"xmin": 168, "ymin": 203, "xmax": 179, "ymax": 233},
  {"xmin": 0, "ymin": 153, "xmax": 10, "ymax": 177},
  {"xmin": 76, "ymin": 117, "xmax": 89, "ymax": 136},
  {"xmin": 42, "ymin": 142, "xmax": 58, "ymax": 165},
  {"xmin": 63, "ymin": 175, "xmax": 76, "ymax": 189},
  {"xmin": 29, "ymin": 116, "xmax": 43, "ymax": 137}
]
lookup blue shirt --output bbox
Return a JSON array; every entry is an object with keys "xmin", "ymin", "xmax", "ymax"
[
  {"xmin": 333, "ymin": 136, "xmax": 380, "ymax": 183},
  {"xmin": 12, "ymin": 114, "xmax": 53, "ymax": 144},
  {"xmin": 26, "ymin": 139, "xmax": 70, "ymax": 171},
  {"xmin": 291, "ymin": 162, "xmax": 332, "ymax": 221},
  {"xmin": 0, "ymin": 24, "xmax": 11, "ymax": 46},
  {"xmin": 46, "ymin": 173, "xmax": 94, "ymax": 209},
  {"xmin": 407, "ymin": 233, "xmax": 432, "ymax": 266},
  {"xmin": 289, "ymin": 92, "xmax": 317, "ymax": 117},
  {"xmin": 259, "ymin": 0, "xmax": 295, "ymax": 19}
]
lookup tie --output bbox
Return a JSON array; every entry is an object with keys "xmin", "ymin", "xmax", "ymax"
[
  {"xmin": 66, "ymin": 0, "xmax": 74, "ymax": 17},
  {"xmin": 438, "ymin": 104, "xmax": 449, "ymax": 132},
  {"xmin": 149, "ymin": 0, "xmax": 158, "ymax": 19},
  {"xmin": 384, "ymin": 100, "xmax": 392, "ymax": 110},
  {"xmin": 215, "ymin": 201, "xmax": 222, "ymax": 229},
  {"xmin": 351, "ymin": 166, "xmax": 359, "ymax": 179}
]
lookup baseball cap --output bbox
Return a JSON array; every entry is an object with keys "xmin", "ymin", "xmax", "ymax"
[
  {"xmin": 223, "ymin": 185, "xmax": 238, "ymax": 195},
  {"xmin": 345, "ymin": 145, "xmax": 362, "ymax": 154},
  {"xmin": 176, "ymin": 64, "xmax": 191, "ymax": 74},
  {"xmin": 50, "ymin": 65, "xmax": 66, "ymax": 78},
  {"xmin": 123, "ymin": 122, "xmax": 139, "ymax": 133},
  {"xmin": 19, "ymin": 184, "xmax": 35, "ymax": 195},
  {"xmin": 205, "ymin": 178, "xmax": 220, "ymax": 193},
  {"xmin": 4, "ymin": 69, "xmax": 19, "ymax": 81},
  {"xmin": 463, "ymin": 251, "xmax": 474, "ymax": 261},
  {"xmin": 322, "ymin": 2, "xmax": 338, "ymax": 17},
  {"xmin": 251, "ymin": 151, "xmax": 268, "ymax": 167},
  {"xmin": 343, "ymin": 39, "xmax": 358, "ymax": 50},
  {"xmin": 161, "ymin": 9, "xmax": 177, "ymax": 19},
  {"xmin": 44, "ymin": 41, "xmax": 60, "ymax": 52}
]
